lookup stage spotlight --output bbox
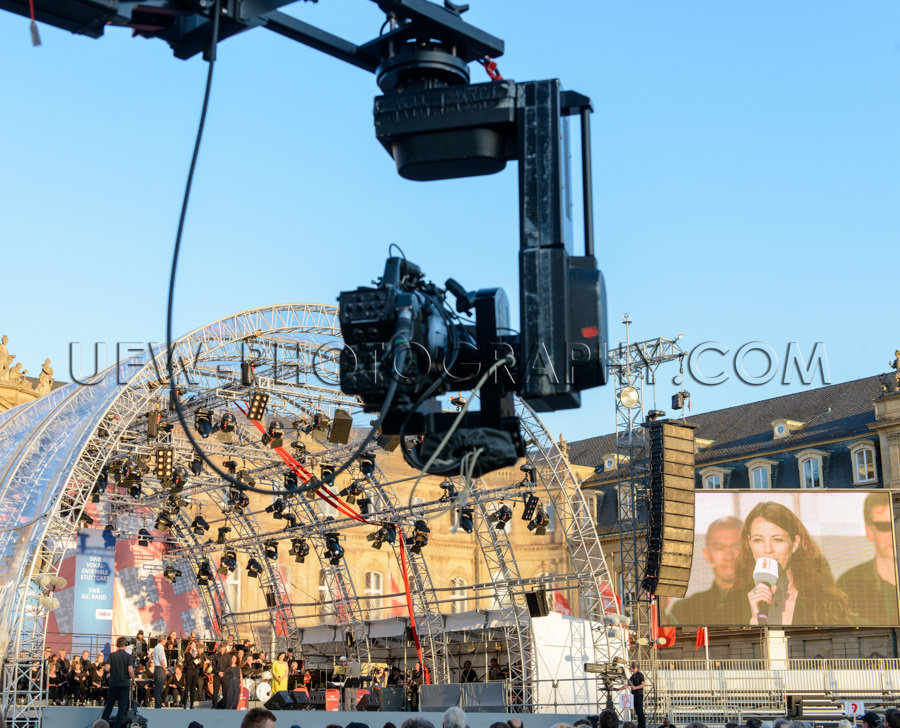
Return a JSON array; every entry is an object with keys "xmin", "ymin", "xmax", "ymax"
[
  {"xmin": 122, "ymin": 458, "xmax": 142, "ymax": 482},
  {"xmin": 195, "ymin": 408, "xmax": 213, "ymax": 438},
  {"xmin": 155, "ymin": 513, "xmax": 174, "ymax": 531},
  {"xmin": 137, "ymin": 528, "xmax": 152, "ymax": 547},
  {"xmin": 218, "ymin": 550, "xmax": 237, "ymax": 575},
  {"xmin": 489, "ymin": 504, "xmax": 513, "ymax": 530},
  {"xmin": 227, "ymin": 489, "xmax": 249, "ymax": 516},
  {"xmin": 220, "ymin": 412, "xmax": 236, "ymax": 433},
  {"xmin": 359, "ymin": 453, "xmax": 376, "ymax": 478},
  {"xmin": 246, "ymin": 558, "xmax": 263, "ymax": 578},
  {"xmin": 265, "ymin": 498, "xmax": 286, "ymax": 517},
  {"xmin": 458, "ymin": 507, "xmax": 474, "ymax": 534},
  {"xmin": 339, "ymin": 481, "xmax": 363, "ymax": 505},
  {"xmin": 264, "ymin": 540, "xmax": 278, "ymax": 560},
  {"xmin": 190, "ymin": 456, "xmax": 203, "ymax": 475},
  {"xmin": 96, "ymin": 468, "xmax": 108, "ymax": 494},
  {"xmin": 223, "ymin": 460, "xmax": 238, "ymax": 474},
  {"xmin": 166, "ymin": 494, "xmax": 188, "ymax": 514},
  {"xmin": 196, "ymin": 560, "xmax": 214, "ymax": 586},
  {"xmin": 527, "ymin": 506, "xmax": 551, "ymax": 536},
  {"xmin": 171, "ymin": 465, "xmax": 189, "ymax": 490},
  {"xmin": 367, "ymin": 523, "xmax": 397, "ymax": 550},
  {"xmin": 324, "ymin": 533, "xmax": 344, "ymax": 565},
  {"xmin": 163, "ymin": 566, "xmax": 182, "ymax": 584},
  {"xmin": 129, "ymin": 482, "xmax": 142, "ymax": 498},
  {"xmin": 237, "ymin": 470, "xmax": 256, "ymax": 489},
  {"xmin": 217, "ymin": 526, "xmax": 231, "ymax": 544},
  {"xmin": 248, "ymin": 391, "xmax": 269, "ymax": 421},
  {"xmin": 405, "ymin": 519, "xmax": 430, "ymax": 554},
  {"xmin": 262, "ymin": 419, "xmax": 284, "ymax": 448},
  {"xmin": 320, "ymin": 464, "xmax": 335, "ymax": 481},
  {"xmin": 191, "ymin": 516, "xmax": 210, "ymax": 535},
  {"xmin": 520, "ymin": 463, "xmax": 537, "ymax": 484},
  {"xmin": 283, "ymin": 470, "xmax": 298, "ymax": 493},
  {"xmin": 155, "ymin": 447, "xmax": 175, "ymax": 481},
  {"xmin": 289, "ymin": 538, "xmax": 310, "ymax": 563},
  {"xmin": 282, "ymin": 513, "xmax": 297, "ymax": 529},
  {"xmin": 357, "ymin": 497, "xmax": 372, "ymax": 516},
  {"xmin": 439, "ymin": 480, "xmax": 458, "ymax": 502},
  {"xmin": 522, "ymin": 494, "xmax": 539, "ymax": 521}
]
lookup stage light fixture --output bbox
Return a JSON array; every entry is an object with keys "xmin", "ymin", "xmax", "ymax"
[
  {"xmin": 237, "ymin": 470, "xmax": 256, "ymax": 488},
  {"xmin": 289, "ymin": 537, "xmax": 310, "ymax": 563},
  {"xmin": 241, "ymin": 361, "xmax": 254, "ymax": 386},
  {"xmin": 77, "ymin": 513, "xmax": 93, "ymax": 528},
  {"xmin": 122, "ymin": 458, "xmax": 141, "ymax": 482},
  {"xmin": 191, "ymin": 515, "xmax": 210, "ymax": 535},
  {"xmin": 339, "ymin": 480, "xmax": 363, "ymax": 505},
  {"xmin": 163, "ymin": 566, "xmax": 182, "ymax": 584},
  {"xmin": 172, "ymin": 465, "xmax": 189, "ymax": 490},
  {"xmin": 522, "ymin": 494, "xmax": 539, "ymax": 521},
  {"xmin": 264, "ymin": 540, "xmax": 278, "ymax": 560},
  {"xmin": 223, "ymin": 460, "xmax": 238, "ymax": 474},
  {"xmin": 217, "ymin": 526, "xmax": 231, "ymax": 544},
  {"xmin": 227, "ymin": 489, "xmax": 249, "ymax": 515},
  {"xmin": 194, "ymin": 408, "xmax": 213, "ymax": 438},
  {"xmin": 155, "ymin": 513, "xmax": 174, "ymax": 531},
  {"xmin": 324, "ymin": 533, "xmax": 344, "ymax": 565},
  {"xmin": 520, "ymin": 463, "xmax": 537, "ymax": 484},
  {"xmin": 196, "ymin": 560, "xmax": 214, "ymax": 586},
  {"xmin": 458, "ymin": 507, "xmax": 474, "ymax": 534},
  {"xmin": 248, "ymin": 391, "xmax": 269, "ymax": 421},
  {"xmin": 218, "ymin": 550, "xmax": 237, "ymax": 575},
  {"xmin": 166, "ymin": 494, "xmax": 188, "ymax": 514},
  {"xmin": 246, "ymin": 558, "xmax": 263, "ymax": 578},
  {"xmin": 190, "ymin": 456, "xmax": 203, "ymax": 475},
  {"xmin": 320, "ymin": 463, "xmax": 335, "ymax": 481},
  {"xmin": 367, "ymin": 523, "xmax": 397, "ymax": 550},
  {"xmin": 528, "ymin": 506, "xmax": 551, "ymax": 536},
  {"xmin": 129, "ymin": 482, "xmax": 142, "ymax": 498},
  {"xmin": 155, "ymin": 447, "xmax": 175, "ymax": 481},
  {"xmin": 220, "ymin": 412, "xmax": 237, "ymax": 433},
  {"xmin": 359, "ymin": 453, "xmax": 376, "ymax": 478},
  {"xmin": 489, "ymin": 504, "xmax": 513, "ymax": 530},
  {"xmin": 265, "ymin": 498, "xmax": 286, "ymax": 517},
  {"xmin": 357, "ymin": 497, "xmax": 372, "ymax": 516},
  {"xmin": 283, "ymin": 470, "xmax": 299, "ymax": 492},
  {"xmin": 282, "ymin": 513, "xmax": 298, "ymax": 529},
  {"xmin": 137, "ymin": 528, "xmax": 152, "ymax": 547},
  {"xmin": 405, "ymin": 519, "xmax": 430, "ymax": 554},
  {"xmin": 439, "ymin": 480, "xmax": 458, "ymax": 501},
  {"xmin": 619, "ymin": 386, "xmax": 640, "ymax": 409},
  {"xmin": 262, "ymin": 419, "xmax": 284, "ymax": 448},
  {"xmin": 646, "ymin": 409, "xmax": 666, "ymax": 422}
]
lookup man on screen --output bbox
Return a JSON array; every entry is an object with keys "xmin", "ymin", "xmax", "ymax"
[
  {"xmin": 837, "ymin": 493, "xmax": 899, "ymax": 625},
  {"xmin": 669, "ymin": 516, "xmax": 742, "ymax": 625}
]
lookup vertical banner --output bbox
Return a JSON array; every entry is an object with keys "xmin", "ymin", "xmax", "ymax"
[{"xmin": 74, "ymin": 529, "xmax": 115, "ymax": 650}]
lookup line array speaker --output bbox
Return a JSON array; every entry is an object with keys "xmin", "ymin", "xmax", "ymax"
[
  {"xmin": 328, "ymin": 408, "xmax": 353, "ymax": 443},
  {"xmin": 525, "ymin": 588, "xmax": 550, "ymax": 618},
  {"xmin": 641, "ymin": 420, "xmax": 696, "ymax": 598}
]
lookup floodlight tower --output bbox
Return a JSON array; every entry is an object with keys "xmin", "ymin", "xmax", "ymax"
[{"xmin": 608, "ymin": 315, "xmax": 684, "ymax": 667}]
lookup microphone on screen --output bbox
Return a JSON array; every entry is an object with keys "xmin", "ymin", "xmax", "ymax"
[{"xmin": 753, "ymin": 557, "xmax": 779, "ymax": 622}]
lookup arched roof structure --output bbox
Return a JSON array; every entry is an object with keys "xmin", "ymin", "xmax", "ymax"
[{"xmin": 0, "ymin": 304, "xmax": 623, "ymax": 724}]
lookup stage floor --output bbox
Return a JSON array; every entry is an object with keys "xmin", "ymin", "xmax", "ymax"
[{"xmin": 41, "ymin": 706, "xmax": 586, "ymax": 728}]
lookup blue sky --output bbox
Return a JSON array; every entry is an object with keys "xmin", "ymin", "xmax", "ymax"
[{"xmin": 1, "ymin": 1, "xmax": 898, "ymax": 443}]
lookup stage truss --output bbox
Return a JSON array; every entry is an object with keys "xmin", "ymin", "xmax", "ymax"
[{"xmin": 0, "ymin": 303, "xmax": 624, "ymax": 726}]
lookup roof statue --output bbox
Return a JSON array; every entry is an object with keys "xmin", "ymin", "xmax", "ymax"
[
  {"xmin": 890, "ymin": 349, "xmax": 900, "ymax": 392},
  {"xmin": 36, "ymin": 358, "xmax": 53, "ymax": 396},
  {"xmin": 0, "ymin": 334, "xmax": 13, "ymax": 382}
]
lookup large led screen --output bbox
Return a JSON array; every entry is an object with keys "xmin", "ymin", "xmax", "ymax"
[{"xmin": 660, "ymin": 490, "xmax": 899, "ymax": 627}]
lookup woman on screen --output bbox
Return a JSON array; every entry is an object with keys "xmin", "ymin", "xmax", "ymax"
[{"xmin": 736, "ymin": 501, "xmax": 852, "ymax": 626}]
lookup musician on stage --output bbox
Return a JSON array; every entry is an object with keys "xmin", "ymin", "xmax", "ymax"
[
  {"xmin": 406, "ymin": 663, "xmax": 423, "ymax": 712},
  {"xmin": 183, "ymin": 642, "xmax": 203, "ymax": 709}
]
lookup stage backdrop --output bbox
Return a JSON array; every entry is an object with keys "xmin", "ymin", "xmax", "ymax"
[{"xmin": 661, "ymin": 490, "xmax": 899, "ymax": 628}]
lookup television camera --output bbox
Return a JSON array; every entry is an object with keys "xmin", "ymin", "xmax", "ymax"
[{"xmin": 4, "ymin": 0, "xmax": 609, "ymax": 476}]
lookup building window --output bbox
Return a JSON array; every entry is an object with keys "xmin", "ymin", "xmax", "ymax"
[
  {"xmin": 751, "ymin": 467, "xmax": 769, "ymax": 489},
  {"xmin": 705, "ymin": 473, "xmax": 722, "ymax": 489},
  {"xmin": 797, "ymin": 450, "xmax": 826, "ymax": 489},
  {"xmin": 747, "ymin": 459, "xmax": 776, "ymax": 489},
  {"xmin": 450, "ymin": 577, "xmax": 468, "ymax": 613},
  {"xmin": 364, "ymin": 571, "xmax": 383, "ymax": 617},
  {"xmin": 850, "ymin": 442, "xmax": 878, "ymax": 484},
  {"xmin": 699, "ymin": 467, "xmax": 729, "ymax": 489}
]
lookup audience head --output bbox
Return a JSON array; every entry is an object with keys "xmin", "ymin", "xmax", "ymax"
[
  {"xmin": 684, "ymin": 723, "xmax": 707, "ymax": 728},
  {"xmin": 443, "ymin": 707, "xmax": 467, "ymax": 728},
  {"xmin": 92, "ymin": 721, "xmax": 110, "ymax": 728},
  {"xmin": 885, "ymin": 708, "xmax": 900, "ymax": 728},
  {"xmin": 861, "ymin": 714, "xmax": 882, "ymax": 728},
  {"xmin": 507, "ymin": 719, "xmax": 524, "ymax": 728},
  {"xmin": 116, "ymin": 636, "xmax": 127, "ymax": 648},
  {"xmin": 773, "ymin": 720, "xmax": 790, "ymax": 728},
  {"xmin": 241, "ymin": 707, "xmax": 277, "ymax": 728},
  {"xmin": 400, "ymin": 719, "xmax": 436, "ymax": 728},
  {"xmin": 599, "ymin": 709, "xmax": 619, "ymax": 728},
  {"xmin": 746, "ymin": 719, "xmax": 763, "ymax": 728}
]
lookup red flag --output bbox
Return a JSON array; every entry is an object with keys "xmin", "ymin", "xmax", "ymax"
[
  {"xmin": 650, "ymin": 598, "xmax": 676, "ymax": 648},
  {"xmin": 389, "ymin": 572, "xmax": 405, "ymax": 617},
  {"xmin": 553, "ymin": 588, "xmax": 571, "ymax": 615},
  {"xmin": 696, "ymin": 627, "xmax": 707, "ymax": 650}
]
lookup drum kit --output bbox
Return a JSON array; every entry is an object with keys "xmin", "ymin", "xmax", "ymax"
[{"xmin": 250, "ymin": 670, "xmax": 273, "ymax": 702}]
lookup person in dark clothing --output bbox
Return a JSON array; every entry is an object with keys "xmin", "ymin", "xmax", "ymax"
[
  {"xmin": 164, "ymin": 664, "xmax": 186, "ymax": 707},
  {"xmin": 460, "ymin": 660, "xmax": 479, "ymax": 683},
  {"xmin": 212, "ymin": 644, "xmax": 231, "ymax": 708},
  {"xmin": 223, "ymin": 654, "xmax": 242, "ymax": 709},
  {"xmin": 101, "ymin": 637, "xmax": 135, "ymax": 728},
  {"xmin": 629, "ymin": 662, "xmax": 646, "ymax": 728},
  {"xmin": 183, "ymin": 643, "xmax": 203, "ymax": 709}
]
